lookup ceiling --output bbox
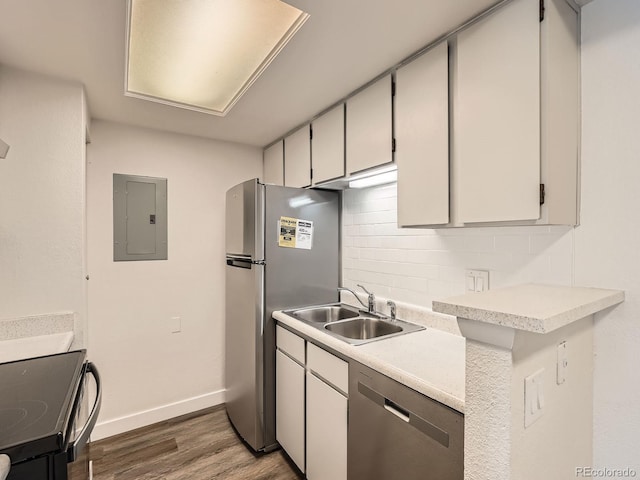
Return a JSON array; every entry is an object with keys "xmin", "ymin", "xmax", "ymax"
[{"xmin": 0, "ymin": 0, "xmax": 516, "ymax": 147}]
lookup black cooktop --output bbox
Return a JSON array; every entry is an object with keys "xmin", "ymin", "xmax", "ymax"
[{"xmin": 0, "ymin": 350, "xmax": 86, "ymax": 463}]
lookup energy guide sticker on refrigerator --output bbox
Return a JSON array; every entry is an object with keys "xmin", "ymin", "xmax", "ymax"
[{"xmin": 278, "ymin": 216, "xmax": 314, "ymax": 249}]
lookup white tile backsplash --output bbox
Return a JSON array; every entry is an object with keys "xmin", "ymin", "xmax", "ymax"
[{"xmin": 342, "ymin": 183, "xmax": 574, "ymax": 311}]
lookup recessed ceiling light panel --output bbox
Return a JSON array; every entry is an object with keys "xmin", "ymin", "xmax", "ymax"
[{"xmin": 125, "ymin": 0, "xmax": 309, "ymax": 116}]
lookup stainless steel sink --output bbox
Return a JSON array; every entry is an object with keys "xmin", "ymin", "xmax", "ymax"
[
  {"xmin": 290, "ymin": 304, "xmax": 359, "ymax": 323},
  {"xmin": 284, "ymin": 303, "xmax": 424, "ymax": 345},
  {"xmin": 325, "ymin": 317, "xmax": 403, "ymax": 339}
]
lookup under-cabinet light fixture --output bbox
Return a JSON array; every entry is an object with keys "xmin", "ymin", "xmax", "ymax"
[
  {"xmin": 348, "ymin": 165, "xmax": 397, "ymax": 189},
  {"xmin": 125, "ymin": 0, "xmax": 309, "ymax": 116}
]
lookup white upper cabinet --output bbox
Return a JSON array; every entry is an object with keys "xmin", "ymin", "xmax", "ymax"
[
  {"xmin": 263, "ymin": 141, "xmax": 284, "ymax": 186},
  {"xmin": 454, "ymin": 0, "xmax": 541, "ymax": 223},
  {"xmin": 264, "ymin": 0, "xmax": 578, "ymax": 227},
  {"xmin": 395, "ymin": 41, "xmax": 450, "ymax": 227},
  {"xmin": 284, "ymin": 125, "xmax": 311, "ymax": 188},
  {"xmin": 539, "ymin": 0, "xmax": 580, "ymax": 226},
  {"xmin": 311, "ymin": 104, "xmax": 345, "ymax": 185},
  {"xmin": 346, "ymin": 75, "xmax": 393, "ymax": 175}
]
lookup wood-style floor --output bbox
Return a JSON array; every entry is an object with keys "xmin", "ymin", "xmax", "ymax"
[{"xmin": 90, "ymin": 405, "xmax": 303, "ymax": 480}]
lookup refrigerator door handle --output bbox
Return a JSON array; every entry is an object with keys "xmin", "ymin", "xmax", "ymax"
[{"xmin": 226, "ymin": 257, "xmax": 265, "ymax": 268}]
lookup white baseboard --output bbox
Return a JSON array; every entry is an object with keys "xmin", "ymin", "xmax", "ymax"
[{"xmin": 91, "ymin": 389, "xmax": 225, "ymax": 441}]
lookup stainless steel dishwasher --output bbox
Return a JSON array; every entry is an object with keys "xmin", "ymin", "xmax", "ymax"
[{"xmin": 348, "ymin": 361, "xmax": 464, "ymax": 480}]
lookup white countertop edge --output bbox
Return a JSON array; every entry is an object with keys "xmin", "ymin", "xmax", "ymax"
[
  {"xmin": 273, "ymin": 311, "xmax": 465, "ymax": 413},
  {"xmin": 433, "ymin": 284, "xmax": 625, "ymax": 334}
]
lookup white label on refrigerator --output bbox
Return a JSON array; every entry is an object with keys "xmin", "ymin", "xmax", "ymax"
[
  {"xmin": 295, "ymin": 220, "xmax": 313, "ymax": 249},
  {"xmin": 278, "ymin": 217, "xmax": 313, "ymax": 249}
]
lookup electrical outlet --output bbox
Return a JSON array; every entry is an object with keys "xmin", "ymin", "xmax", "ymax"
[
  {"xmin": 466, "ymin": 269, "xmax": 489, "ymax": 292},
  {"xmin": 557, "ymin": 341, "xmax": 568, "ymax": 384}
]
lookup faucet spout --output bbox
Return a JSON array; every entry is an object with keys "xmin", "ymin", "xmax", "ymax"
[{"xmin": 337, "ymin": 287, "xmax": 369, "ymax": 311}]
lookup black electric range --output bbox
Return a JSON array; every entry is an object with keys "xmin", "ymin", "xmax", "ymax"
[{"xmin": 0, "ymin": 350, "xmax": 101, "ymax": 480}]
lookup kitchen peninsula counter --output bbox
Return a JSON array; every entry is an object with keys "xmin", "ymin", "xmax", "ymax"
[
  {"xmin": 433, "ymin": 283, "xmax": 624, "ymax": 334},
  {"xmin": 432, "ymin": 283, "xmax": 624, "ymax": 480}
]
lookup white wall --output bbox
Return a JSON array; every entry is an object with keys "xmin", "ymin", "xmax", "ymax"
[
  {"xmin": 343, "ymin": 183, "xmax": 574, "ymax": 308},
  {"xmin": 578, "ymin": 0, "xmax": 640, "ymax": 472},
  {"xmin": 87, "ymin": 120, "xmax": 261, "ymax": 438},
  {"xmin": 0, "ymin": 65, "xmax": 88, "ymax": 345}
]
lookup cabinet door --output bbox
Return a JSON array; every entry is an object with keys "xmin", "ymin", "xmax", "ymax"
[
  {"xmin": 455, "ymin": 0, "xmax": 540, "ymax": 223},
  {"xmin": 284, "ymin": 125, "xmax": 311, "ymax": 188},
  {"xmin": 346, "ymin": 74, "xmax": 393, "ymax": 175},
  {"xmin": 306, "ymin": 372, "xmax": 347, "ymax": 480},
  {"xmin": 263, "ymin": 141, "xmax": 284, "ymax": 186},
  {"xmin": 395, "ymin": 41, "xmax": 449, "ymax": 226},
  {"xmin": 275, "ymin": 350, "xmax": 305, "ymax": 472},
  {"xmin": 312, "ymin": 104, "xmax": 345, "ymax": 185}
]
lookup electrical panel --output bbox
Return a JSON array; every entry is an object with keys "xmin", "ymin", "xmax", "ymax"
[{"xmin": 113, "ymin": 174, "xmax": 167, "ymax": 261}]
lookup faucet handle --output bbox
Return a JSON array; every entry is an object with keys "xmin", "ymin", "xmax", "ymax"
[
  {"xmin": 386, "ymin": 300, "xmax": 397, "ymax": 321},
  {"xmin": 357, "ymin": 284, "xmax": 376, "ymax": 313}
]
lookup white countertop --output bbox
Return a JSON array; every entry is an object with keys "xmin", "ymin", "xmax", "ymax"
[
  {"xmin": 273, "ymin": 310, "xmax": 466, "ymax": 413},
  {"xmin": 432, "ymin": 284, "xmax": 625, "ymax": 334}
]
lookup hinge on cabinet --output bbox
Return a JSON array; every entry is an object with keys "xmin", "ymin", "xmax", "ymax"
[
  {"xmin": 540, "ymin": 184, "xmax": 545, "ymax": 205},
  {"xmin": 391, "ymin": 80, "xmax": 396, "ymax": 97},
  {"xmin": 310, "ymin": 168, "xmax": 313, "ymax": 180},
  {"xmin": 392, "ymin": 138, "xmax": 396, "ymax": 153},
  {"xmin": 540, "ymin": 0, "xmax": 545, "ymax": 22},
  {"xmin": 309, "ymin": 126, "xmax": 313, "ymax": 140}
]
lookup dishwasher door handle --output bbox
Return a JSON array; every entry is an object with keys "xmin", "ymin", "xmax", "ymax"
[
  {"xmin": 357, "ymin": 381, "xmax": 450, "ymax": 448},
  {"xmin": 384, "ymin": 400, "xmax": 410, "ymax": 422}
]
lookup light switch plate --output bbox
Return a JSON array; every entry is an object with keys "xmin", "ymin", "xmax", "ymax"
[
  {"xmin": 524, "ymin": 368, "xmax": 545, "ymax": 427},
  {"xmin": 170, "ymin": 316, "xmax": 181, "ymax": 334},
  {"xmin": 466, "ymin": 269, "xmax": 489, "ymax": 292}
]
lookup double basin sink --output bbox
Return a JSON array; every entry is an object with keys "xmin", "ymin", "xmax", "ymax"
[{"xmin": 284, "ymin": 304, "xmax": 424, "ymax": 345}]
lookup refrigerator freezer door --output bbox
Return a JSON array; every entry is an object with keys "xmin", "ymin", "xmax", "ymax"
[
  {"xmin": 225, "ymin": 179, "xmax": 264, "ymax": 259},
  {"xmin": 225, "ymin": 259, "xmax": 265, "ymax": 451}
]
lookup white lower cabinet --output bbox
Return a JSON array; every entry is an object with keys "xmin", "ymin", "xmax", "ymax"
[
  {"xmin": 275, "ymin": 325, "xmax": 348, "ymax": 480},
  {"xmin": 275, "ymin": 349, "xmax": 305, "ymax": 472},
  {"xmin": 306, "ymin": 371, "xmax": 347, "ymax": 480}
]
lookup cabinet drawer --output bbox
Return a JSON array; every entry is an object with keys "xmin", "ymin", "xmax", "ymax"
[
  {"xmin": 276, "ymin": 325, "xmax": 305, "ymax": 364},
  {"xmin": 307, "ymin": 343, "xmax": 348, "ymax": 394}
]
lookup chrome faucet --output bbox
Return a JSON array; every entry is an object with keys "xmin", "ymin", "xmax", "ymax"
[
  {"xmin": 386, "ymin": 300, "xmax": 397, "ymax": 321},
  {"xmin": 337, "ymin": 285, "xmax": 376, "ymax": 314}
]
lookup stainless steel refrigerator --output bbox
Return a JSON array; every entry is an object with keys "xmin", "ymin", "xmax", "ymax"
[{"xmin": 225, "ymin": 178, "xmax": 340, "ymax": 452}]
